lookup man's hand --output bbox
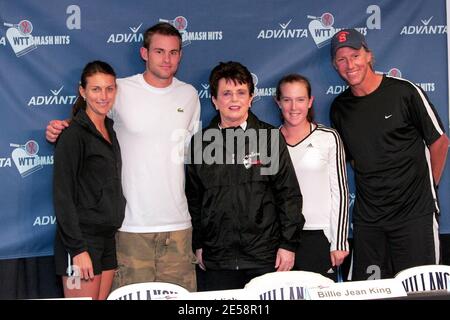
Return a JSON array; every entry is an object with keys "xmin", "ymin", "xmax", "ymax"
[
  {"xmin": 46, "ymin": 119, "xmax": 69, "ymax": 143},
  {"xmin": 275, "ymin": 248, "xmax": 295, "ymax": 271}
]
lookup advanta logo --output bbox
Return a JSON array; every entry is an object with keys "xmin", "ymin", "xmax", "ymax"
[
  {"xmin": 400, "ymin": 16, "xmax": 447, "ymax": 35},
  {"xmin": 10, "ymin": 140, "xmax": 53, "ymax": 177},
  {"xmin": 28, "ymin": 86, "xmax": 77, "ymax": 107},
  {"xmin": 257, "ymin": 18, "xmax": 308, "ymax": 39},
  {"xmin": 0, "ymin": 156, "xmax": 12, "ymax": 168},
  {"xmin": 107, "ymin": 23, "xmax": 144, "ymax": 44},
  {"xmin": 33, "ymin": 215, "xmax": 56, "ymax": 226},
  {"xmin": 325, "ymin": 85, "xmax": 349, "ymax": 95},
  {"xmin": 349, "ymin": 193, "xmax": 355, "ymax": 212},
  {"xmin": 160, "ymin": 16, "xmax": 222, "ymax": 47},
  {"xmin": 197, "ymin": 83, "xmax": 211, "ymax": 100}
]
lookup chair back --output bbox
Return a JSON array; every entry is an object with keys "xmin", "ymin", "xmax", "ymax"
[
  {"xmin": 244, "ymin": 271, "xmax": 334, "ymax": 300},
  {"xmin": 107, "ymin": 281, "xmax": 189, "ymax": 300},
  {"xmin": 394, "ymin": 264, "xmax": 450, "ymax": 293}
]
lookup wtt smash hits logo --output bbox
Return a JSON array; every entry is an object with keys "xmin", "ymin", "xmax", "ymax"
[
  {"xmin": 2, "ymin": 19, "xmax": 70, "ymax": 57},
  {"xmin": 386, "ymin": 68, "xmax": 402, "ymax": 78},
  {"xmin": 159, "ymin": 16, "xmax": 223, "ymax": 47},
  {"xmin": 307, "ymin": 12, "xmax": 367, "ymax": 48},
  {"xmin": 27, "ymin": 85, "xmax": 77, "ymax": 107},
  {"xmin": 307, "ymin": 12, "xmax": 336, "ymax": 47},
  {"xmin": 383, "ymin": 68, "xmax": 435, "ymax": 92},
  {"xmin": 400, "ymin": 16, "xmax": 447, "ymax": 35},
  {"xmin": 196, "ymin": 73, "xmax": 276, "ymax": 102},
  {"xmin": 3, "ymin": 20, "xmax": 36, "ymax": 56},
  {"xmin": 6, "ymin": 140, "xmax": 53, "ymax": 178},
  {"xmin": 307, "ymin": 5, "xmax": 381, "ymax": 48},
  {"xmin": 251, "ymin": 73, "xmax": 276, "ymax": 102}
]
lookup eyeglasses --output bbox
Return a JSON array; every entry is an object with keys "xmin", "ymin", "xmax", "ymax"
[{"xmin": 218, "ymin": 90, "xmax": 250, "ymax": 100}]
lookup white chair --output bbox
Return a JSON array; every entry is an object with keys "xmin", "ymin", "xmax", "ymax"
[
  {"xmin": 394, "ymin": 264, "xmax": 450, "ymax": 294},
  {"xmin": 107, "ymin": 281, "xmax": 189, "ymax": 300},
  {"xmin": 244, "ymin": 271, "xmax": 334, "ymax": 300},
  {"xmin": 178, "ymin": 288, "xmax": 258, "ymax": 300}
]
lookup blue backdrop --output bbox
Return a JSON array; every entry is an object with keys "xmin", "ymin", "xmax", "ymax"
[{"xmin": 0, "ymin": 0, "xmax": 448, "ymax": 259}]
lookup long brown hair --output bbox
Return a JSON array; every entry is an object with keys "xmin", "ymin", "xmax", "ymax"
[{"xmin": 71, "ymin": 60, "xmax": 116, "ymax": 118}]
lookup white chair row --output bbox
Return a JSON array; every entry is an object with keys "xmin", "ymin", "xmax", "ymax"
[
  {"xmin": 107, "ymin": 265, "xmax": 450, "ymax": 300},
  {"xmin": 107, "ymin": 270, "xmax": 334, "ymax": 300}
]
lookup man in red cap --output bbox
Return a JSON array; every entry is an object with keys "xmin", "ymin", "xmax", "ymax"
[{"xmin": 330, "ymin": 29, "xmax": 448, "ymax": 280}]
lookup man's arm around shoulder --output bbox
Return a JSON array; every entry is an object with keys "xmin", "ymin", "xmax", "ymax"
[{"xmin": 46, "ymin": 119, "xmax": 70, "ymax": 143}]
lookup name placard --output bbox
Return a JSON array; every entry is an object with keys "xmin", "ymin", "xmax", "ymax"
[{"xmin": 307, "ymin": 279, "xmax": 407, "ymax": 300}]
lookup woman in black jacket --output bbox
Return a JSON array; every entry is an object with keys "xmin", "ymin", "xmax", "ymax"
[
  {"xmin": 186, "ymin": 61, "xmax": 304, "ymax": 291},
  {"xmin": 53, "ymin": 61, "xmax": 125, "ymax": 299}
]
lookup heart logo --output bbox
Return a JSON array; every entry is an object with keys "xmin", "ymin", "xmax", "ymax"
[
  {"xmin": 12, "ymin": 148, "xmax": 43, "ymax": 177},
  {"xmin": 6, "ymin": 27, "xmax": 37, "ymax": 57},
  {"xmin": 308, "ymin": 20, "xmax": 335, "ymax": 48}
]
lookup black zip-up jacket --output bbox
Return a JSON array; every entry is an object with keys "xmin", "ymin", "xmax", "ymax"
[
  {"xmin": 186, "ymin": 111, "xmax": 304, "ymax": 270},
  {"xmin": 53, "ymin": 109, "xmax": 125, "ymax": 257}
]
